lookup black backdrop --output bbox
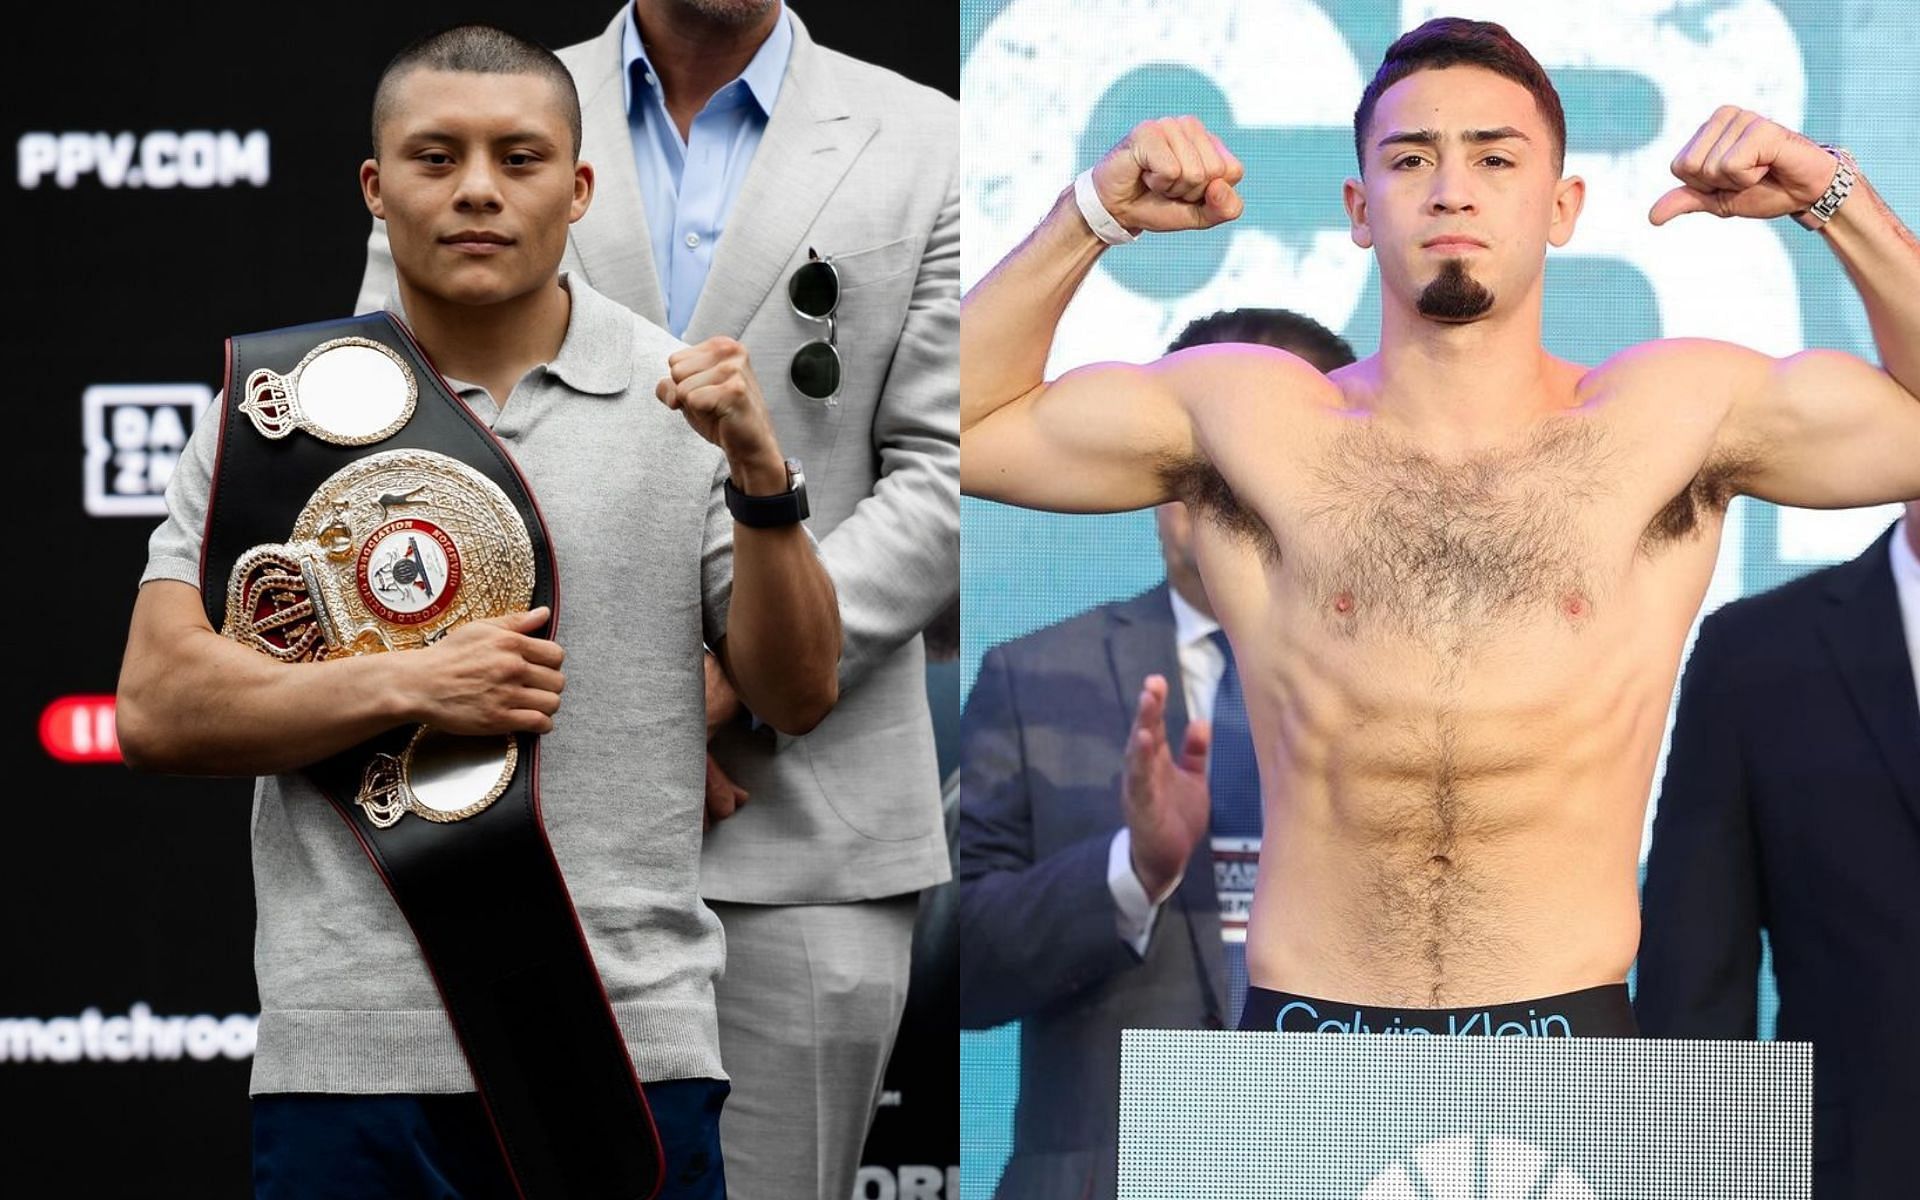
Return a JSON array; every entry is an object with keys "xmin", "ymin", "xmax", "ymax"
[{"xmin": 2, "ymin": 3, "xmax": 956, "ymax": 1195}]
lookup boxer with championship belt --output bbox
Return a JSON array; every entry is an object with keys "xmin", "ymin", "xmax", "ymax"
[{"xmin": 117, "ymin": 25, "xmax": 840, "ymax": 1200}]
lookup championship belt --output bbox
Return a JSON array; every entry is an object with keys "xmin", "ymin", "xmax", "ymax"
[{"xmin": 201, "ymin": 315, "xmax": 664, "ymax": 1200}]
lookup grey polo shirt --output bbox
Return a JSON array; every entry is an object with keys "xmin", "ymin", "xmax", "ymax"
[{"xmin": 141, "ymin": 274, "xmax": 735, "ymax": 1091}]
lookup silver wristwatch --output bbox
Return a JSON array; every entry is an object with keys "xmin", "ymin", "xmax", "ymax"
[{"xmin": 1792, "ymin": 144, "xmax": 1857, "ymax": 230}]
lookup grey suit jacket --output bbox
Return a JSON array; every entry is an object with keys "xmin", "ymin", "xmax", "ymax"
[
  {"xmin": 959, "ymin": 585, "xmax": 1227, "ymax": 1200},
  {"xmin": 357, "ymin": 6, "xmax": 957, "ymax": 902}
]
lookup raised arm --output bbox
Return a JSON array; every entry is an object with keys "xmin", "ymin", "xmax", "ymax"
[
  {"xmin": 1652, "ymin": 110, "xmax": 1920, "ymax": 507},
  {"xmin": 960, "ymin": 117, "xmax": 1245, "ymax": 513},
  {"xmin": 659, "ymin": 338, "xmax": 841, "ymax": 735}
]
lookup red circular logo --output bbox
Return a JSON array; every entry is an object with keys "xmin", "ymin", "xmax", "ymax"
[{"xmin": 356, "ymin": 518, "xmax": 462, "ymax": 625}]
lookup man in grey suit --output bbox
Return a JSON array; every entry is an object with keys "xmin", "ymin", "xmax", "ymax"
[
  {"xmin": 958, "ymin": 311, "xmax": 1353, "ymax": 1200},
  {"xmin": 359, "ymin": 5, "xmax": 956, "ymax": 1197}
]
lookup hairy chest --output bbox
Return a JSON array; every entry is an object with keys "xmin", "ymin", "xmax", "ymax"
[
  {"xmin": 1287, "ymin": 421, "xmax": 1613, "ymax": 631},
  {"xmin": 1171, "ymin": 384, "xmax": 1746, "ymax": 639}
]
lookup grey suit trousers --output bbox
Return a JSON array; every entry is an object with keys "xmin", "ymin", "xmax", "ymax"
[{"xmin": 709, "ymin": 895, "xmax": 920, "ymax": 1200}]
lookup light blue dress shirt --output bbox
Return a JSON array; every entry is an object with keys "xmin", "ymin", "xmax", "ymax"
[{"xmin": 622, "ymin": 5, "xmax": 793, "ymax": 337}]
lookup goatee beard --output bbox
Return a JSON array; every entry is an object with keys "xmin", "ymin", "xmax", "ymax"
[{"xmin": 1416, "ymin": 258, "xmax": 1495, "ymax": 322}]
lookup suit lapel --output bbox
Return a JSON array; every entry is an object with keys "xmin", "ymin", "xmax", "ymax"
[
  {"xmin": 1818, "ymin": 525, "xmax": 1920, "ymax": 829},
  {"xmin": 682, "ymin": 12, "xmax": 874, "ymax": 342},
  {"xmin": 1105, "ymin": 585, "xmax": 1187, "ymax": 747},
  {"xmin": 567, "ymin": 8, "xmax": 668, "ymax": 327},
  {"xmin": 1104, "ymin": 585, "xmax": 1229, "ymax": 1024}
]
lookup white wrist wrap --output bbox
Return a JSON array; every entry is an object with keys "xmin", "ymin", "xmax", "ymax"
[{"xmin": 1074, "ymin": 168, "xmax": 1138, "ymax": 246}]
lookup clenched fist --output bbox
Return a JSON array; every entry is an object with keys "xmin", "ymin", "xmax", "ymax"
[
  {"xmin": 657, "ymin": 336, "xmax": 787, "ymax": 491},
  {"xmin": 1650, "ymin": 107, "xmax": 1845, "ymax": 226},
  {"xmin": 1088, "ymin": 115, "xmax": 1246, "ymax": 236}
]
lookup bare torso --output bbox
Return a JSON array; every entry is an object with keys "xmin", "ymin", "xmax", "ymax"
[{"xmin": 1173, "ymin": 344, "xmax": 1748, "ymax": 1007}]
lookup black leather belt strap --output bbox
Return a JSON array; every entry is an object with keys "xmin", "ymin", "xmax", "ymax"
[{"xmin": 202, "ymin": 312, "xmax": 663, "ymax": 1200}]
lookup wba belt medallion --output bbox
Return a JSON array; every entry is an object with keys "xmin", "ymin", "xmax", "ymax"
[
  {"xmin": 221, "ymin": 448, "xmax": 532, "ymax": 828},
  {"xmin": 221, "ymin": 449, "xmax": 533, "ymax": 658}
]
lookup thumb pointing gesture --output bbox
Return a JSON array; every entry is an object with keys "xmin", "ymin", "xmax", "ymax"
[{"xmin": 1648, "ymin": 185, "xmax": 1718, "ymax": 226}]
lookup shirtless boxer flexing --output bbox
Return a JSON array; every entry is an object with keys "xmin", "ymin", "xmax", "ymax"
[{"xmin": 960, "ymin": 18, "xmax": 1920, "ymax": 1035}]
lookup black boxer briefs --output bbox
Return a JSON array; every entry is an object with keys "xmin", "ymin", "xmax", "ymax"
[{"xmin": 1237, "ymin": 983, "xmax": 1638, "ymax": 1037}]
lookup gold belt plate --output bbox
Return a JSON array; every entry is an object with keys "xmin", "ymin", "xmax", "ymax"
[
  {"xmin": 221, "ymin": 448, "xmax": 534, "ymax": 660},
  {"xmin": 220, "ymin": 448, "xmax": 536, "ymax": 827}
]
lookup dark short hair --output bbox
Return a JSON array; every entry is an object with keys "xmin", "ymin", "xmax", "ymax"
[
  {"xmin": 1167, "ymin": 308, "xmax": 1357, "ymax": 373},
  {"xmin": 1352, "ymin": 17, "xmax": 1565, "ymax": 175},
  {"xmin": 371, "ymin": 24, "xmax": 581, "ymax": 159}
]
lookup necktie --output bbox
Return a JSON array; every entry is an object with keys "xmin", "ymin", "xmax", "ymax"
[{"xmin": 1207, "ymin": 629, "xmax": 1261, "ymax": 1026}]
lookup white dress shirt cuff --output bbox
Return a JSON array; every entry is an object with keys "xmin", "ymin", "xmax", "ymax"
[{"xmin": 1109, "ymin": 828, "xmax": 1180, "ymax": 957}]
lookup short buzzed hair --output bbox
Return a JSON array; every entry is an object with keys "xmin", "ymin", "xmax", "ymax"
[
  {"xmin": 371, "ymin": 24, "xmax": 582, "ymax": 159},
  {"xmin": 1168, "ymin": 308, "xmax": 1357, "ymax": 374},
  {"xmin": 1353, "ymin": 17, "xmax": 1565, "ymax": 176}
]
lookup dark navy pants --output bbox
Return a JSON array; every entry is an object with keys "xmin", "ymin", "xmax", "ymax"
[{"xmin": 253, "ymin": 1078, "xmax": 729, "ymax": 1199}]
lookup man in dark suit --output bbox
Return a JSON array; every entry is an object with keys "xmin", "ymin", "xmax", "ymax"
[
  {"xmin": 958, "ymin": 309, "xmax": 1354, "ymax": 1200},
  {"xmin": 1638, "ymin": 501, "xmax": 1920, "ymax": 1200}
]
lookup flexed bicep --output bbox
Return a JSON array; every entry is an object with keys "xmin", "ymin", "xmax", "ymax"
[
  {"xmin": 961, "ymin": 342, "xmax": 1325, "ymax": 515},
  {"xmin": 1724, "ymin": 344, "xmax": 1920, "ymax": 508},
  {"xmin": 960, "ymin": 357, "xmax": 1195, "ymax": 513},
  {"xmin": 960, "ymin": 114, "xmax": 1248, "ymax": 515}
]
